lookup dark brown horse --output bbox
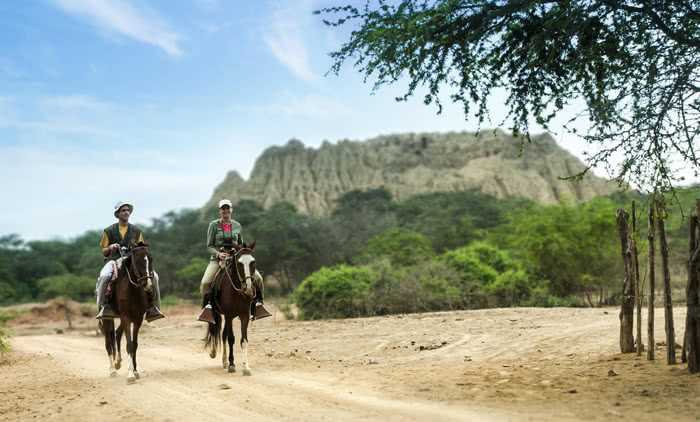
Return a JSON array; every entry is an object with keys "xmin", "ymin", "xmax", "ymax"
[
  {"xmin": 203, "ymin": 241, "xmax": 257, "ymax": 375},
  {"xmin": 99, "ymin": 240, "xmax": 154, "ymax": 384}
]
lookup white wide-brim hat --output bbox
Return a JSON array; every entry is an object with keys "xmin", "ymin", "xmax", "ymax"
[
  {"xmin": 114, "ymin": 201, "xmax": 134, "ymax": 217},
  {"xmin": 218, "ymin": 199, "xmax": 233, "ymax": 209}
]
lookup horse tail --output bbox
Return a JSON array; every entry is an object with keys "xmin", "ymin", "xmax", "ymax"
[{"xmin": 203, "ymin": 311, "xmax": 221, "ymax": 351}]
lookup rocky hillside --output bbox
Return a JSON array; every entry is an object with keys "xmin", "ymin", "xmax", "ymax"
[{"xmin": 205, "ymin": 130, "xmax": 618, "ymax": 214}]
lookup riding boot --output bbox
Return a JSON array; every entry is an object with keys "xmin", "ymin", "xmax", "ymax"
[
  {"xmin": 146, "ymin": 305, "xmax": 165, "ymax": 323},
  {"xmin": 146, "ymin": 272, "xmax": 165, "ymax": 323},
  {"xmin": 251, "ymin": 291, "xmax": 271, "ymax": 320},
  {"xmin": 95, "ymin": 276, "xmax": 118, "ymax": 320},
  {"xmin": 197, "ymin": 293, "xmax": 216, "ymax": 324}
]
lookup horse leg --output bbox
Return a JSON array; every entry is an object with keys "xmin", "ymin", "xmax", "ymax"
[
  {"xmin": 241, "ymin": 316, "xmax": 251, "ymax": 376},
  {"xmin": 115, "ymin": 323, "xmax": 123, "ymax": 370},
  {"xmin": 221, "ymin": 319, "xmax": 228, "ymax": 369},
  {"xmin": 123, "ymin": 319, "xmax": 137, "ymax": 384},
  {"xmin": 101, "ymin": 320, "xmax": 117, "ymax": 377},
  {"xmin": 227, "ymin": 317, "xmax": 235, "ymax": 373},
  {"xmin": 132, "ymin": 321, "xmax": 141, "ymax": 380}
]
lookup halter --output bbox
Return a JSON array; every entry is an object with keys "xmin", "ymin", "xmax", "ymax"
[
  {"xmin": 125, "ymin": 246, "xmax": 153, "ymax": 288},
  {"xmin": 223, "ymin": 248, "xmax": 256, "ymax": 296}
]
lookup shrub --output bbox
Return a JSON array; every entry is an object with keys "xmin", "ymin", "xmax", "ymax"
[
  {"xmin": 0, "ymin": 310, "xmax": 12, "ymax": 354},
  {"xmin": 161, "ymin": 295, "xmax": 181, "ymax": 308},
  {"xmin": 295, "ymin": 265, "xmax": 372, "ymax": 319},
  {"xmin": 37, "ymin": 274, "xmax": 94, "ymax": 302}
]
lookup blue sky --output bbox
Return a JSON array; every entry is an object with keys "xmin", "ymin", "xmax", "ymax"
[{"xmin": 0, "ymin": 0, "xmax": 607, "ymax": 241}]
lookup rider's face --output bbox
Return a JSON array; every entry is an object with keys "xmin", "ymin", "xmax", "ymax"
[
  {"xmin": 117, "ymin": 206, "xmax": 131, "ymax": 221},
  {"xmin": 219, "ymin": 206, "xmax": 231, "ymax": 219}
]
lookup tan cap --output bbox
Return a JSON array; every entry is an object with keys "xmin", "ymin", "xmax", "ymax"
[{"xmin": 218, "ymin": 199, "xmax": 233, "ymax": 208}]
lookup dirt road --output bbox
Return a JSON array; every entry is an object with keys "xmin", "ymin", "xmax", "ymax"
[{"xmin": 1, "ymin": 305, "xmax": 699, "ymax": 421}]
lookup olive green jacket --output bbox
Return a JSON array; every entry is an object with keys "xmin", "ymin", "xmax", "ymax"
[{"xmin": 206, "ymin": 219, "xmax": 242, "ymax": 260}]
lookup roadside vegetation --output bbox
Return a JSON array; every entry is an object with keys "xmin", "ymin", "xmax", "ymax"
[{"xmin": 1, "ymin": 186, "xmax": 698, "ymax": 319}]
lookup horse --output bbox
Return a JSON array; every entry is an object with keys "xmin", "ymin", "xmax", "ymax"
[
  {"xmin": 99, "ymin": 240, "xmax": 154, "ymax": 384},
  {"xmin": 203, "ymin": 241, "xmax": 257, "ymax": 375}
]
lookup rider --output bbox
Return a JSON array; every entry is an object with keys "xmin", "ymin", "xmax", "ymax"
[
  {"xmin": 95, "ymin": 201, "xmax": 165, "ymax": 322},
  {"xmin": 197, "ymin": 199, "xmax": 270, "ymax": 323}
]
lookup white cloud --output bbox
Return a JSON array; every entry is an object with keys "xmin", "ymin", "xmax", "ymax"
[
  {"xmin": 0, "ymin": 145, "xmax": 217, "ymax": 240},
  {"xmin": 49, "ymin": 0, "xmax": 183, "ymax": 57},
  {"xmin": 42, "ymin": 95, "xmax": 112, "ymax": 111},
  {"xmin": 263, "ymin": 6, "xmax": 316, "ymax": 82}
]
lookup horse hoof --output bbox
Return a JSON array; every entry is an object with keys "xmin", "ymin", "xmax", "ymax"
[
  {"xmin": 134, "ymin": 371, "xmax": 140, "ymax": 380},
  {"xmin": 243, "ymin": 369, "xmax": 252, "ymax": 376},
  {"xmin": 127, "ymin": 376, "xmax": 136, "ymax": 384},
  {"xmin": 110, "ymin": 371, "xmax": 118, "ymax": 378},
  {"xmin": 114, "ymin": 361, "xmax": 121, "ymax": 370},
  {"xmin": 209, "ymin": 350, "xmax": 216, "ymax": 359},
  {"xmin": 228, "ymin": 365, "xmax": 236, "ymax": 373}
]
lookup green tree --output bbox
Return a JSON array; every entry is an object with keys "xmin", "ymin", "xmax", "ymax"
[
  {"xmin": 37, "ymin": 274, "xmax": 95, "ymax": 302},
  {"xmin": 497, "ymin": 198, "xmax": 621, "ymax": 301},
  {"xmin": 355, "ymin": 227, "xmax": 434, "ymax": 267},
  {"xmin": 175, "ymin": 257, "xmax": 209, "ymax": 298},
  {"xmin": 317, "ymin": 1, "xmax": 700, "ymax": 190},
  {"xmin": 330, "ymin": 188, "xmax": 398, "ymax": 262}
]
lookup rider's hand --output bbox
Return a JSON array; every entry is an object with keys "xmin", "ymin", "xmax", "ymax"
[
  {"xmin": 218, "ymin": 252, "xmax": 229, "ymax": 260},
  {"xmin": 110, "ymin": 243, "xmax": 120, "ymax": 251}
]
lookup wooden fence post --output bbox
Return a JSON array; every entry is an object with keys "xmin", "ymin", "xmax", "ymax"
[
  {"xmin": 648, "ymin": 202, "xmax": 656, "ymax": 360},
  {"xmin": 685, "ymin": 199, "xmax": 700, "ymax": 373},
  {"xmin": 616, "ymin": 209, "xmax": 636, "ymax": 353},
  {"xmin": 633, "ymin": 201, "xmax": 643, "ymax": 355},
  {"xmin": 657, "ymin": 199, "xmax": 676, "ymax": 364}
]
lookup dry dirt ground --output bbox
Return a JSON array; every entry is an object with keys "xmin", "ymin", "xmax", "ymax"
[{"xmin": 1, "ymin": 303, "xmax": 699, "ymax": 421}]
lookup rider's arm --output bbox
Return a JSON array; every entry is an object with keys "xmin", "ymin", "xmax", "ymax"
[
  {"xmin": 206, "ymin": 221, "xmax": 219, "ymax": 258},
  {"xmin": 100, "ymin": 232, "xmax": 112, "ymax": 257}
]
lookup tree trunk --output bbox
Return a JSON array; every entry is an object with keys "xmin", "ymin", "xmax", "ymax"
[
  {"xmin": 685, "ymin": 200, "xmax": 700, "ymax": 373},
  {"xmin": 633, "ymin": 201, "xmax": 643, "ymax": 355},
  {"xmin": 648, "ymin": 202, "xmax": 656, "ymax": 360},
  {"xmin": 656, "ymin": 199, "xmax": 676, "ymax": 364},
  {"xmin": 616, "ymin": 209, "xmax": 636, "ymax": 353}
]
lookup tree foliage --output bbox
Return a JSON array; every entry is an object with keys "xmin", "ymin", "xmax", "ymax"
[
  {"xmin": 495, "ymin": 198, "xmax": 622, "ymax": 300},
  {"xmin": 316, "ymin": 1, "xmax": 700, "ymax": 190},
  {"xmin": 355, "ymin": 227, "xmax": 434, "ymax": 266}
]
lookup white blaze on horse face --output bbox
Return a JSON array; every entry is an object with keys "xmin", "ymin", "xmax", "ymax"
[
  {"xmin": 144, "ymin": 255, "xmax": 152, "ymax": 292},
  {"xmin": 238, "ymin": 255, "xmax": 255, "ymax": 294}
]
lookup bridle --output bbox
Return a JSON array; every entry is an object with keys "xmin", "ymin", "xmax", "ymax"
[
  {"xmin": 223, "ymin": 247, "xmax": 256, "ymax": 296},
  {"xmin": 125, "ymin": 246, "xmax": 153, "ymax": 288}
]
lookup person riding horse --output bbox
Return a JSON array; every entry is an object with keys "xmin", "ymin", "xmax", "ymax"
[
  {"xmin": 198, "ymin": 199, "xmax": 270, "ymax": 323},
  {"xmin": 96, "ymin": 201, "xmax": 165, "ymax": 322}
]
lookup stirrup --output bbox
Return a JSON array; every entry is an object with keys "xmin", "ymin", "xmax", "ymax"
[
  {"xmin": 146, "ymin": 306, "xmax": 165, "ymax": 323},
  {"xmin": 96, "ymin": 304, "xmax": 118, "ymax": 320},
  {"xmin": 253, "ymin": 303, "xmax": 271, "ymax": 320},
  {"xmin": 198, "ymin": 304, "xmax": 216, "ymax": 324}
]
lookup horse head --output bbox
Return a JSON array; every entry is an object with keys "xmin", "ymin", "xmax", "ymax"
[
  {"xmin": 228, "ymin": 240, "xmax": 256, "ymax": 298},
  {"xmin": 127, "ymin": 240, "xmax": 153, "ymax": 292}
]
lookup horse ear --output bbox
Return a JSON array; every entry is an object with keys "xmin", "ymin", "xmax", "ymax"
[
  {"xmin": 143, "ymin": 239, "xmax": 149, "ymax": 247},
  {"xmin": 249, "ymin": 240, "xmax": 256, "ymax": 250},
  {"xmin": 129, "ymin": 239, "xmax": 135, "ymax": 248}
]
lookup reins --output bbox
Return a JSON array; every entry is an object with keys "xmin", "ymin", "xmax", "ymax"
[
  {"xmin": 222, "ymin": 248, "xmax": 256, "ymax": 296},
  {"xmin": 125, "ymin": 246, "xmax": 153, "ymax": 288}
]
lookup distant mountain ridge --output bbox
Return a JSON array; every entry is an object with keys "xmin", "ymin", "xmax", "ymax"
[{"xmin": 205, "ymin": 130, "xmax": 617, "ymax": 214}]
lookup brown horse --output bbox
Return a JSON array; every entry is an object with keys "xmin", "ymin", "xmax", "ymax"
[
  {"xmin": 99, "ymin": 240, "xmax": 154, "ymax": 384},
  {"xmin": 203, "ymin": 241, "xmax": 256, "ymax": 375}
]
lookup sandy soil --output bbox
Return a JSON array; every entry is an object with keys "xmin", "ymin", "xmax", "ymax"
[{"xmin": 1, "ymin": 303, "xmax": 699, "ymax": 421}]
